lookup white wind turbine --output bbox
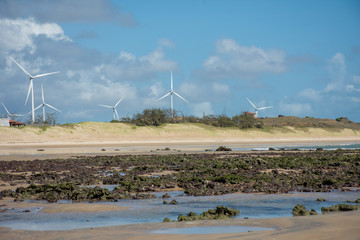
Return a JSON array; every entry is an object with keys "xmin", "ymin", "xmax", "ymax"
[
  {"xmin": 33, "ymin": 84, "xmax": 62, "ymax": 123},
  {"xmin": 1, "ymin": 102, "xmax": 24, "ymax": 119},
  {"xmin": 246, "ymin": 97, "xmax": 272, "ymax": 118},
  {"xmin": 99, "ymin": 96, "xmax": 124, "ymax": 121},
  {"xmin": 157, "ymin": 72, "xmax": 189, "ymax": 118},
  {"xmin": 10, "ymin": 57, "xmax": 59, "ymax": 123}
]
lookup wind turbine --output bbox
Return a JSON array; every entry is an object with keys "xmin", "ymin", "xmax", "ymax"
[
  {"xmin": 1, "ymin": 102, "xmax": 24, "ymax": 119},
  {"xmin": 246, "ymin": 97, "xmax": 272, "ymax": 118},
  {"xmin": 157, "ymin": 72, "xmax": 189, "ymax": 118},
  {"xmin": 10, "ymin": 57, "xmax": 59, "ymax": 123},
  {"xmin": 99, "ymin": 96, "xmax": 124, "ymax": 121},
  {"xmin": 33, "ymin": 84, "xmax": 61, "ymax": 123}
]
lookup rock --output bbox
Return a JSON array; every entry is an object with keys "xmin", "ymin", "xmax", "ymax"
[
  {"xmin": 169, "ymin": 199, "xmax": 178, "ymax": 205},
  {"xmin": 161, "ymin": 193, "xmax": 171, "ymax": 199},
  {"xmin": 316, "ymin": 198, "xmax": 326, "ymax": 202},
  {"xmin": 216, "ymin": 146, "xmax": 232, "ymax": 151},
  {"xmin": 321, "ymin": 204, "xmax": 360, "ymax": 213},
  {"xmin": 292, "ymin": 204, "xmax": 310, "ymax": 216},
  {"xmin": 162, "ymin": 217, "xmax": 174, "ymax": 222}
]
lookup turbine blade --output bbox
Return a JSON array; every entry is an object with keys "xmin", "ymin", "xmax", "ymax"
[
  {"xmin": 157, "ymin": 92, "xmax": 171, "ymax": 101},
  {"xmin": 45, "ymin": 103, "xmax": 62, "ymax": 113},
  {"xmin": 99, "ymin": 104, "xmax": 113, "ymax": 108},
  {"xmin": 114, "ymin": 109, "xmax": 119, "ymax": 120},
  {"xmin": 1, "ymin": 103, "xmax": 11, "ymax": 115},
  {"xmin": 173, "ymin": 92, "xmax": 189, "ymax": 103},
  {"xmin": 33, "ymin": 71, "xmax": 59, "ymax": 78},
  {"xmin": 171, "ymin": 72, "xmax": 173, "ymax": 91},
  {"xmin": 10, "ymin": 56, "xmax": 33, "ymax": 78},
  {"xmin": 246, "ymin": 97, "xmax": 257, "ymax": 110},
  {"xmin": 25, "ymin": 80, "xmax": 33, "ymax": 105},
  {"xmin": 114, "ymin": 96, "xmax": 124, "ymax": 108},
  {"xmin": 258, "ymin": 106, "xmax": 273, "ymax": 110},
  {"xmin": 33, "ymin": 104, "xmax": 42, "ymax": 112},
  {"xmin": 41, "ymin": 84, "xmax": 45, "ymax": 103}
]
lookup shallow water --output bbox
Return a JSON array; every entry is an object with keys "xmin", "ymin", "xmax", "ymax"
[
  {"xmin": 231, "ymin": 143, "xmax": 360, "ymax": 151},
  {"xmin": 0, "ymin": 190, "xmax": 359, "ymax": 231}
]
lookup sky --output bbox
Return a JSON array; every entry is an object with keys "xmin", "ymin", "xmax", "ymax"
[{"xmin": 0, "ymin": 0, "xmax": 359, "ymax": 123}]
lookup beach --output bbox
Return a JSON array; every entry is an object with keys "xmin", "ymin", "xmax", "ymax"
[
  {"xmin": 0, "ymin": 211, "xmax": 359, "ymax": 240},
  {"xmin": 0, "ymin": 122, "xmax": 360, "ymax": 239}
]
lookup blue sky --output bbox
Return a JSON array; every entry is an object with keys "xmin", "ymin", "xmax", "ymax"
[{"xmin": 0, "ymin": 0, "xmax": 359, "ymax": 123}]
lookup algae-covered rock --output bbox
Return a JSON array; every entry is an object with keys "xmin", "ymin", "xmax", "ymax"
[
  {"xmin": 176, "ymin": 206, "xmax": 239, "ymax": 222},
  {"xmin": 162, "ymin": 217, "xmax": 174, "ymax": 222},
  {"xmin": 316, "ymin": 198, "xmax": 326, "ymax": 202},
  {"xmin": 310, "ymin": 209, "xmax": 319, "ymax": 215},
  {"xmin": 216, "ymin": 146, "xmax": 232, "ymax": 151},
  {"xmin": 321, "ymin": 204, "xmax": 360, "ymax": 213},
  {"xmin": 292, "ymin": 204, "xmax": 311, "ymax": 216}
]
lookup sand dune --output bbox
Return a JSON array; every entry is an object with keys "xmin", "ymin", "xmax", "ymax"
[{"xmin": 1, "ymin": 122, "xmax": 359, "ymax": 144}]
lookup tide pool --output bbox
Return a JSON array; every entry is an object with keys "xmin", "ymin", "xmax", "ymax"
[{"xmin": 0, "ymin": 190, "xmax": 359, "ymax": 231}]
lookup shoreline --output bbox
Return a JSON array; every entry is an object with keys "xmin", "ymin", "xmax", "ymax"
[
  {"xmin": 0, "ymin": 211, "xmax": 359, "ymax": 240},
  {"xmin": 1, "ymin": 137, "xmax": 359, "ymax": 161}
]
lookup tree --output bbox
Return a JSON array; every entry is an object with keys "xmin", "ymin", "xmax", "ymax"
[{"xmin": 232, "ymin": 112, "xmax": 261, "ymax": 129}]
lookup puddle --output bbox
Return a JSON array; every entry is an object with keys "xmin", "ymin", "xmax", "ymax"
[{"xmin": 150, "ymin": 225, "xmax": 275, "ymax": 234}]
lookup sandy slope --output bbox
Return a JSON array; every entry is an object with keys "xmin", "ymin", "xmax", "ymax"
[
  {"xmin": 1, "ymin": 122, "xmax": 359, "ymax": 144},
  {"xmin": 0, "ymin": 122, "xmax": 359, "ymax": 160}
]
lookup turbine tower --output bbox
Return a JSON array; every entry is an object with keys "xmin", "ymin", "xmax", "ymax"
[
  {"xmin": 1, "ymin": 102, "xmax": 24, "ymax": 119},
  {"xmin": 157, "ymin": 72, "xmax": 189, "ymax": 118},
  {"xmin": 33, "ymin": 84, "xmax": 61, "ymax": 123},
  {"xmin": 246, "ymin": 97, "xmax": 272, "ymax": 118},
  {"xmin": 99, "ymin": 96, "xmax": 124, "ymax": 121},
  {"xmin": 10, "ymin": 57, "xmax": 59, "ymax": 123}
]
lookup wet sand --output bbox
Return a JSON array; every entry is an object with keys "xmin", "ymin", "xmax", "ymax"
[
  {"xmin": 1, "ymin": 137, "xmax": 359, "ymax": 161},
  {"xmin": 0, "ymin": 211, "xmax": 359, "ymax": 240}
]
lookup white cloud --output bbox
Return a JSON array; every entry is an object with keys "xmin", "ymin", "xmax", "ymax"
[
  {"xmin": 278, "ymin": 102, "xmax": 312, "ymax": 116},
  {"xmin": 0, "ymin": 18, "xmax": 71, "ymax": 54},
  {"xmin": 324, "ymin": 53, "xmax": 346, "ymax": 92},
  {"xmin": 212, "ymin": 83, "xmax": 229, "ymax": 94},
  {"xmin": 199, "ymin": 38, "xmax": 286, "ymax": 80},
  {"xmin": 298, "ymin": 88, "xmax": 322, "ymax": 101},
  {"xmin": 158, "ymin": 38, "xmax": 175, "ymax": 48},
  {"xmin": 192, "ymin": 102, "xmax": 214, "ymax": 117}
]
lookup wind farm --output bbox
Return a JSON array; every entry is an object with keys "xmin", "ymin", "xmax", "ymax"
[
  {"xmin": 9, "ymin": 57, "xmax": 59, "ymax": 123},
  {"xmin": 0, "ymin": 1, "xmax": 359, "ymax": 240}
]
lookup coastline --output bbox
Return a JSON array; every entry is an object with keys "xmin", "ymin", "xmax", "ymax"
[{"xmin": 0, "ymin": 211, "xmax": 359, "ymax": 240}]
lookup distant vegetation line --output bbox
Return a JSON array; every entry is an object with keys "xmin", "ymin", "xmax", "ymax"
[
  {"xmin": 15, "ymin": 108, "xmax": 359, "ymax": 130},
  {"xmin": 113, "ymin": 108, "xmax": 360, "ymax": 130}
]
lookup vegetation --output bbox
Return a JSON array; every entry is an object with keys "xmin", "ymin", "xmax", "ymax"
[
  {"xmin": 120, "ymin": 108, "xmax": 265, "ymax": 128},
  {"xmin": 112, "ymin": 108, "xmax": 360, "ymax": 130}
]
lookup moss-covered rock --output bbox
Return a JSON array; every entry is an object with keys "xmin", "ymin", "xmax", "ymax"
[
  {"xmin": 176, "ymin": 206, "xmax": 239, "ymax": 222},
  {"xmin": 292, "ymin": 204, "xmax": 318, "ymax": 216},
  {"xmin": 321, "ymin": 204, "xmax": 360, "ymax": 213}
]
